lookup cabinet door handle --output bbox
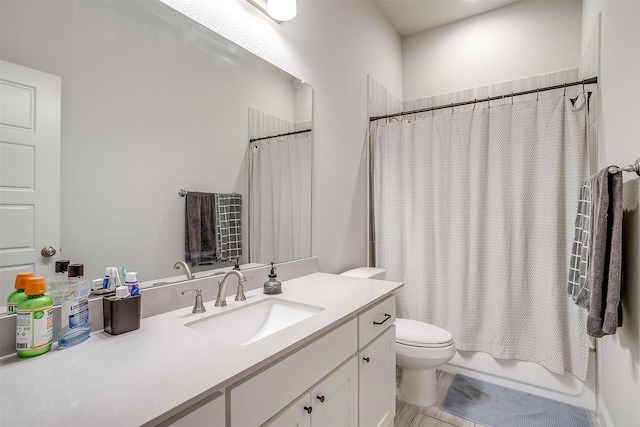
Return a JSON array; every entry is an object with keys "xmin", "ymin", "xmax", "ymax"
[
  {"xmin": 316, "ymin": 395, "xmax": 325, "ymax": 403},
  {"xmin": 304, "ymin": 406, "xmax": 313, "ymax": 414},
  {"xmin": 363, "ymin": 356, "xmax": 370, "ymax": 363},
  {"xmin": 373, "ymin": 313, "xmax": 391, "ymax": 325}
]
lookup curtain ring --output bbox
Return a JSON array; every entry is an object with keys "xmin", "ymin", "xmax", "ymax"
[
  {"xmin": 451, "ymin": 102, "xmax": 454, "ymax": 115},
  {"xmin": 473, "ymin": 99, "xmax": 477, "ymax": 110},
  {"xmin": 563, "ymin": 83, "xmax": 567, "ymax": 96},
  {"xmin": 511, "ymin": 93, "xmax": 514, "ymax": 105},
  {"xmin": 536, "ymin": 89, "xmax": 539, "ymax": 101}
]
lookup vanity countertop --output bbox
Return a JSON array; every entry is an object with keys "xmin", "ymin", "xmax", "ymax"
[{"xmin": 0, "ymin": 272, "xmax": 402, "ymax": 426}]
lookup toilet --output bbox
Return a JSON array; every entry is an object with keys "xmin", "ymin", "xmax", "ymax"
[{"xmin": 340, "ymin": 267, "xmax": 456, "ymax": 407}]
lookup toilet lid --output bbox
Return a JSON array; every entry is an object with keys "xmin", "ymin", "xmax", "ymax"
[{"xmin": 395, "ymin": 318, "xmax": 453, "ymax": 348}]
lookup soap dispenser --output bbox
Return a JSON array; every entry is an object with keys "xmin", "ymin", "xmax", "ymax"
[{"xmin": 263, "ymin": 263, "xmax": 282, "ymax": 295}]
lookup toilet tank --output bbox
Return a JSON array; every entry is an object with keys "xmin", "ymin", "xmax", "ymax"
[{"xmin": 340, "ymin": 267, "xmax": 386, "ymax": 280}]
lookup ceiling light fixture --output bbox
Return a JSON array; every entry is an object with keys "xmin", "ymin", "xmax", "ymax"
[
  {"xmin": 247, "ymin": 0, "xmax": 297, "ymax": 23},
  {"xmin": 267, "ymin": 0, "xmax": 297, "ymax": 21}
]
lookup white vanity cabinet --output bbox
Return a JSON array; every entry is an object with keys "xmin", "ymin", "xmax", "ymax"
[
  {"xmin": 229, "ymin": 319, "xmax": 358, "ymax": 426},
  {"xmin": 357, "ymin": 295, "xmax": 396, "ymax": 427},
  {"xmin": 264, "ymin": 357, "xmax": 358, "ymax": 427},
  {"xmin": 265, "ymin": 294, "xmax": 397, "ymax": 427}
]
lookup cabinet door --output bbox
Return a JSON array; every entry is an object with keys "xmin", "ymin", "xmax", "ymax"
[
  {"xmin": 263, "ymin": 394, "xmax": 312, "ymax": 427},
  {"xmin": 359, "ymin": 326, "xmax": 395, "ymax": 427},
  {"xmin": 311, "ymin": 357, "xmax": 358, "ymax": 427}
]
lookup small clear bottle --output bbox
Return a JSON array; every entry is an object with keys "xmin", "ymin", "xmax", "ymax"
[
  {"xmin": 46, "ymin": 260, "xmax": 70, "ymax": 305},
  {"xmin": 7, "ymin": 272, "xmax": 32, "ymax": 314},
  {"xmin": 16, "ymin": 277, "xmax": 54, "ymax": 357},
  {"xmin": 58, "ymin": 263, "xmax": 92, "ymax": 348},
  {"xmin": 263, "ymin": 263, "xmax": 282, "ymax": 295}
]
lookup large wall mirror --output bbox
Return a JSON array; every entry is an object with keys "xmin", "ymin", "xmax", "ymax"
[{"xmin": 0, "ymin": 0, "xmax": 312, "ymax": 310}]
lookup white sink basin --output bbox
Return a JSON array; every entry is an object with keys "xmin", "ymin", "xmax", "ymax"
[{"xmin": 185, "ymin": 298, "xmax": 324, "ymax": 346}]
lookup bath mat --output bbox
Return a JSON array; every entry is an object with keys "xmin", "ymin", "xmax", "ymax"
[{"xmin": 441, "ymin": 374, "xmax": 592, "ymax": 427}]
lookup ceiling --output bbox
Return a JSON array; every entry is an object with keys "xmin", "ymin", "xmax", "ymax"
[{"xmin": 370, "ymin": 0, "xmax": 521, "ymax": 36}]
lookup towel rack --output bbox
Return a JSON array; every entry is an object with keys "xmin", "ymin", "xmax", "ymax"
[
  {"xmin": 608, "ymin": 157, "xmax": 640, "ymax": 176},
  {"xmin": 178, "ymin": 189, "xmax": 188, "ymax": 197}
]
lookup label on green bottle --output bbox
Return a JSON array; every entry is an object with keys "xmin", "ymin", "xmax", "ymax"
[{"xmin": 16, "ymin": 305, "xmax": 54, "ymax": 351}]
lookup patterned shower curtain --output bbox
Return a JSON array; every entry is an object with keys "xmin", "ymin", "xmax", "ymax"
[
  {"xmin": 371, "ymin": 94, "xmax": 591, "ymax": 380},
  {"xmin": 249, "ymin": 132, "xmax": 312, "ymax": 264}
]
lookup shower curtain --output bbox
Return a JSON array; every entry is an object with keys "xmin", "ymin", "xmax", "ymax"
[
  {"xmin": 371, "ymin": 93, "xmax": 591, "ymax": 380},
  {"xmin": 249, "ymin": 132, "xmax": 312, "ymax": 264}
]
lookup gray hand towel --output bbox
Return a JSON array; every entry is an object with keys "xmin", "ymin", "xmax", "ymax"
[
  {"xmin": 587, "ymin": 168, "xmax": 623, "ymax": 337},
  {"xmin": 185, "ymin": 192, "xmax": 217, "ymax": 267}
]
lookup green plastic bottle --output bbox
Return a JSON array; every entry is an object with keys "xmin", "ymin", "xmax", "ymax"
[
  {"xmin": 16, "ymin": 277, "xmax": 54, "ymax": 358},
  {"xmin": 7, "ymin": 272, "xmax": 32, "ymax": 314}
]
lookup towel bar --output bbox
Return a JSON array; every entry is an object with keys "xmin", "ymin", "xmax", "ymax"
[{"xmin": 608, "ymin": 157, "xmax": 640, "ymax": 176}]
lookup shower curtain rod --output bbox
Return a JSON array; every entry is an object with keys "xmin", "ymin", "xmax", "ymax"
[
  {"xmin": 369, "ymin": 76, "xmax": 598, "ymax": 121},
  {"xmin": 249, "ymin": 128, "xmax": 311, "ymax": 143}
]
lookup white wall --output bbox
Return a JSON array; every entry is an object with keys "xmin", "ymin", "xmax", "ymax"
[
  {"xmin": 162, "ymin": 0, "xmax": 403, "ymax": 274},
  {"xmin": 582, "ymin": 2, "xmax": 640, "ymax": 426},
  {"xmin": 402, "ymin": 0, "xmax": 582, "ymax": 100}
]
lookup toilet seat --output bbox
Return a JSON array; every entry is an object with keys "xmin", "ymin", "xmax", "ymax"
[{"xmin": 395, "ymin": 318, "xmax": 453, "ymax": 348}]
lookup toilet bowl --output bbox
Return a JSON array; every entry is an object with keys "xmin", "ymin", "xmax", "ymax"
[{"xmin": 340, "ymin": 267, "xmax": 456, "ymax": 407}]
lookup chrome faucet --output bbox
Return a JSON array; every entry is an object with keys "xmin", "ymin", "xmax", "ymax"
[
  {"xmin": 173, "ymin": 260, "xmax": 194, "ymax": 280},
  {"xmin": 215, "ymin": 270, "xmax": 247, "ymax": 307}
]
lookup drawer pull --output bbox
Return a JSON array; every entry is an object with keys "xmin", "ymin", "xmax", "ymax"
[
  {"xmin": 363, "ymin": 357, "xmax": 370, "ymax": 363},
  {"xmin": 316, "ymin": 395, "xmax": 325, "ymax": 403},
  {"xmin": 373, "ymin": 313, "xmax": 392, "ymax": 325},
  {"xmin": 304, "ymin": 406, "xmax": 313, "ymax": 414}
]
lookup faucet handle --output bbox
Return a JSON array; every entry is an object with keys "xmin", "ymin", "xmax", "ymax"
[
  {"xmin": 182, "ymin": 289, "xmax": 206, "ymax": 314},
  {"xmin": 235, "ymin": 283, "xmax": 246, "ymax": 302}
]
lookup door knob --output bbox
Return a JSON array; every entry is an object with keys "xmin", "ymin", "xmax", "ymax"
[
  {"xmin": 363, "ymin": 357, "xmax": 370, "ymax": 363},
  {"xmin": 41, "ymin": 246, "xmax": 57, "ymax": 257},
  {"xmin": 316, "ymin": 395, "xmax": 325, "ymax": 403},
  {"xmin": 304, "ymin": 406, "xmax": 312, "ymax": 414}
]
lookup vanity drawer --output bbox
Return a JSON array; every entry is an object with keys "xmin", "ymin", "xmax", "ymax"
[
  {"xmin": 229, "ymin": 318, "xmax": 357, "ymax": 427},
  {"xmin": 358, "ymin": 294, "xmax": 396, "ymax": 349}
]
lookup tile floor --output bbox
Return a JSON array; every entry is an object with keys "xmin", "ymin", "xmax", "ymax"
[{"xmin": 394, "ymin": 371, "xmax": 599, "ymax": 427}]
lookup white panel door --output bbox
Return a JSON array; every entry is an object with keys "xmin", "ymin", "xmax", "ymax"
[{"xmin": 0, "ymin": 60, "xmax": 61, "ymax": 309}]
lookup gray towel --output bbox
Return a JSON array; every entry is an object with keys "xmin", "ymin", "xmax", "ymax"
[
  {"xmin": 568, "ymin": 176, "xmax": 593, "ymax": 308},
  {"xmin": 185, "ymin": 192, "xmax": 217, "ymax": 267},
  {"xmin": 587, "ymin": 168, "xmax": 623, "ymax": 337},
  {"xmin": 215, "ymin": 193, "xmax": 243, "ymax": 262}
]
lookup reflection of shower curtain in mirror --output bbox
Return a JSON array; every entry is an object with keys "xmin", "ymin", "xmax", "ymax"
[
  {"xmin": 250, "ymin": 133, "xmax": 312, "ymax": 264},
  {"xmin": 372, "ymin": 94, "xmax": 591, "ymax": 380}
]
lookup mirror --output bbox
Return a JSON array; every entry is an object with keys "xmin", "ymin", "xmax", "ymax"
[{"xmin": 0, "ymin": 0, "xmax": 312, "ymax": 307}]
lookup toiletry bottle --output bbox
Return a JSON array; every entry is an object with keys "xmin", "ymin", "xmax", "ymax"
[
  {"xmin": 16, "ymin": 277, "xmax": 54, "ymax": 357},
  {"xmin": 46, "ymin": 260, "xmax": 70, "ymax": 305},
  {"xmin": 125, "ymin": 272, "xmax": 139, "ymax": 297},
  {"xmin": 233, "ymin": 259, "xmax": 241, "ymax": 271},
  {"xmin": 263, "ymin": 263, "xmax": 282, "ymax": 295},
  {"xmin": 7, "ymin": 272, "xmax": 32, "ymax": 314},
  {"xmin": 102, "ymin": 267, "xmax": 111, "ymax": 290},
  {"xmin": 58, "ymin": 263, "xmax": 92, "ymax": 348}
]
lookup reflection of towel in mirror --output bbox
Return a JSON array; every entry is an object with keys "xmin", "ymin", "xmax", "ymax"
[
  {"xmin": 587, "ymin": 168, "xmax": 623, "ymax": 337},
  {"xmin": 185, "ymin": 192, "xmax": 217, "ymax": 267},
  {"xmin": 215, "ymin": 193, "xmax": 242, "ymax": 262}
]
